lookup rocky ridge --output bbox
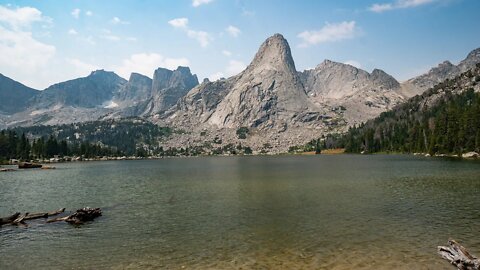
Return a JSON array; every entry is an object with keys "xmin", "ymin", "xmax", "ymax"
[{"xmin": 0, "ymin": 33, "xmax": 479, "ymax": 152}]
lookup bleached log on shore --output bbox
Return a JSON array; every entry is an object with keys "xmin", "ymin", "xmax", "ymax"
[{"xmin": 438, "ymin": 239, "xmax": 480, "ymax": 270}]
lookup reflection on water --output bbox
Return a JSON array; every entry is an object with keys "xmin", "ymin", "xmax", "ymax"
[{"xmin": 1, "ymin": 155, "xmax": 479, "ymax": 269}]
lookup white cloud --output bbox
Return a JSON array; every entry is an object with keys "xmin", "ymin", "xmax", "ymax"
[
  {"xmin": 84, "ymin": 36, "xmax": 96, "ymax": 45},
  {"xmin": 110, "ymin": 17, "xmax": 130, "ymax": 25},
  {"xmin": 85, "ymin": 10, "xmax": 93, "ymax": 16},
  {"xmin": 226, "ymin": 60, "xmax": 246, "ymax": 76},
  {"xmin": 0, "ymin": 5, "xmax": 55, "ymax": 88},
  {"xmin": 66, "ymin": 58, "xmax": 99, "ymax": 76},
  {"xmin": 222, "ymin": 50, "xmax": 232, "ymax": 57},
  {"xmin": 68, "ymin": 28, "xmax": 78, "ymax": 35},
  {"xmin": 0, "ymin": 26, "xmax": 56, "ymax": 70},
  {"xmin": 168, "ymin": 17, "xmax": 212, "ymax": 47},
  {"xmin": 187, "ymin": 30, "xmax": 212, "ymax": 47},
  {"xmin": 126, "ymin": 37, "xmax": 137, "ymax": 42},
  {"xmin": 369, "ymin": 0, "xmax": 436, "ymax": 12},
  {"xmin": 115, "ymin": 53, "xmax": 190, "ymax": 79},
  {"xmin": 101, "ymin": 35, "xmax": 121, "ymax": 41},
  {"xmin": 192, "ymin": 0, "xmax": 214, "ymax": 7},
  {"xmin": 344, "ymin": 60, "xmax": 362, "ymax": 69},
  {"xmin": 241, "ymin": 8, "xmax": 255, "ymax": 17},
  {"xmin": 298, "ymin": 21, "xmax": 358, "ymax": 48},
  {"xmin": 226, "ymin": 25, "xmax": 241, "ymax": 38},
  {"xmin": 168, "ymin": 17, "xmax": 188, "ymax": 29},
  {"xmin": 71, "ymin": 8, "xmax": 80, "ymax": 19},
  {"xmin": 208, "ymin": 72, "xmax": 224, "ymax": 81},
  {"xmin": 0, "ymin": 5, "xmax": 50, "ymax": 29}
]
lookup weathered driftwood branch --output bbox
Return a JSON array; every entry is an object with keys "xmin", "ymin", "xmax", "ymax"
[
  {"xmin": 23, "ymin": 208, "xmax": 65, "ymax": 221},
  {"xmin": 12, "ymin": 212, "xmax": 29, "ymax": 225},
  {"xmin": 47, "ymin": 207, "xmax": 102, "ymax": 225},
  {"xmin": 0, "ymin": 212, "xmax": 20, "ymax": 225},
  {"xmin": 438, "ymin": 239, "xmax": 480, "ymax": 270}
]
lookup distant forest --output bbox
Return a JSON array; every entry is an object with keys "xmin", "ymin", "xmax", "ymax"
[
  {"xmin": 336, "ymin": 67, "xmax": 480, "ymax": 155},
  {"xmin": 0, "ymin": 130, "xmax": 121, "ymax": 162}
]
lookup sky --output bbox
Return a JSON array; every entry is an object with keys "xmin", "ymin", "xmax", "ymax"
[{"xmin": 0, "ymin": 0, "xmax": 479, "ymax": 89}]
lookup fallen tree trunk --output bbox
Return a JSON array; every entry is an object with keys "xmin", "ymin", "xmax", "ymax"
[
  {"xmin": 438, "ymin": 239, "xmax": 480, "ymax": 270},
  {"xmin": 0, "ymin": 207, "xmax": 97, "ymax": 227},
  {"xmin": 47, "ymin": 207, "xmax": 102, "ymax": 225},
  {"xmin": 12, "ymin": 212, "xmax": 29, "ymax": 225},
  {"xmin": 23, "ymin": 208, "xmax": 65, "ymax": 221},
  {"xmin": 0, "ymin": 212, "xmax": 20, "ymax": 225}
]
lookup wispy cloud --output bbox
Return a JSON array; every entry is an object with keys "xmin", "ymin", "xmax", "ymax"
[
  {"xmin": 187, "ymin": 30, "xmax": 212, "ymax": 47},
  {"xmin": 369, "ymin": 0, "xmax": 436, "ymax": 13},
  {"xmin": 0, "ymin": 5, "xmax": 55, "ymax": 88},
  {"xmin": 222, "ymin": 50, "xmax": 232, "ymax": 57},
  {"xmin": 168, "ymin": 17, "xmax": 212, "ymax": 47},
  {"xmin": 298, "ymin": 21, "xmax": 358, "ymax": 48},
  {"xmin": 66, "ymin": 58, "xmax": 99, "ymax": 76},
  {"xmin": 110, "ymin": 16, "xmax": 130, "ymax": 25},
  {"xmin": 192, "ymin": 0, "xmax": 214, "ymax": 7},
  {"xmin": 0, "ymin": 5, "xmax": 51, "ymax": 29},
  {"xmin": 85, "ymin": 10, "xmax": 93, "ymax": 16},
  {"xmin": 226, "ymin": 60, "xmax": 246, "ymax": 76},
  {"xmin": 68, "ymin": 28, "xmax": 78, "ymax": 35},
  {"xmin": 208, "ymin": 59, "xmax": 246, "ymax": 81},
  {"xmin": 71, "ymin": 8, "xmax": 80, "ymax": 19},
  {"xmin": 226, "ymin": 25, "xmax": 241, "ymax": 38},
  {"xmin": 168, "ymin": 17, "xmax": 188, "ymax": 29},
  {"xmin": 115, "ymin": 53, "xmax": 190, "ymax": 78}
]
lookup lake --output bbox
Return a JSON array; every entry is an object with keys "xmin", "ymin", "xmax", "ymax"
[{"xmin": 1, "ymin": 155, "xmax": 479, "ymax": 269}]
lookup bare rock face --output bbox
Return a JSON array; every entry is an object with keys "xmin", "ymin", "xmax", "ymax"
[
  {"xmin": 116, "ymin": 72, "xmax": 152, "ymax": 103},
  {"xmin": 146, "ymin": 66, "xmax": 199, "ymax": 115},
  {"xmin": 458, "ymin": 48, "xmax": 480, "ymax": 72},
  {"xmin": 30, "ymin": 70, "xmax": 127, "ymax": 109},
  {"xmin": 401, "ymin": 48, "xmax": 480, "ymax": 97},
  {"xmin": 0, "ymin": 73, "xmax": 39, "ymax": 114},
  {"xmin": 174, "ymin": 34, "xmax": 322, "ymax": 131},
  {"xmin": 299, "ymin": 60, "xmax": 404, "ymax": 126},
  {"xmin": 401, "ymin": 61, "xmax": 460, "ymax": 97}
]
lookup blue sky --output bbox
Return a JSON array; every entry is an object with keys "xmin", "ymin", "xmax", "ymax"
[{"xmin": 0, "ymin": 0, "xmax": 479, "ymax": 89}]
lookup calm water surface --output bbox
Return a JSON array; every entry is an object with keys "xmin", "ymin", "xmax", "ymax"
[{"xmin": 1, "ymin": 155, "xmax": 479, "ymax": 269}]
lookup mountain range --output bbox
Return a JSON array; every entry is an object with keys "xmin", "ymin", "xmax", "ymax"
[{"xmin": 0, "ymin": 34, "xmax": 479, "ymax": 152}]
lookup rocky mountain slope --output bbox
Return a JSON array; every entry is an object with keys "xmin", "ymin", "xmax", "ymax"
[
  {"xmin": 159, "ymin": 34, "xmax": 408, "ymax": 151},
  {"xmin": 0, "ymin": 73, "xmax": 39, "ymax": 114},
  {"xmin": 2, "ymin": 67, "xmax": 199, "ymax": 127},
  {"xmin": 299, "ymin": 60, "xmax": 405, "ymax": 126},
  {"xmin": 0, "ymin": 33, "xmax": 479, "ymax": 152},
  {"xmin": 400, "ymin": 48, "xmax": 480, "ymax": 97},
  {"xmin": 338, "ymin": 64, "xmax": 480, "ymax": 154}
]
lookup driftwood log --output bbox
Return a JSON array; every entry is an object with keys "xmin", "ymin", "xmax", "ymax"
[
  {"xmin": 0, "ymin": 207, "xmax": 102, "ymax": 227},
  {"xmin": 47, "ymin": 207, "xmax": 102, "ymax": 225},
  {"xmin": 438, "ymin": 239, "xmax": 480, "ymax": 270},
  {"xmin": 0, "ymin": 212, "xmax": 20, "ymax": 225},
  {"xmin": 0, "ymin": 208, "xmax": 66, "ymax": 226}
]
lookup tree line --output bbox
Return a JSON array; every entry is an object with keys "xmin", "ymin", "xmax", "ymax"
[
  {"xmin": 337, "ymin": 67, "xmax": 480, "ymax": 155},
  {"xmin": 0, "ymin": 130, "xmax": 122, "ymax": 163}
]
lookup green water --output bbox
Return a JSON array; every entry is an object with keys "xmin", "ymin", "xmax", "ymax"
[{"xmin": 1, "ymin": 155, "xmax": 479, "ymax": 269}]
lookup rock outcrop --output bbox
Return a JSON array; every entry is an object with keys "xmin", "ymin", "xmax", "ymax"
[
  {"xmin": 299, "ymin": 60, "xmax": 404, "ymax": 126},
  {"xmin": 0, "ymin": 73, "xmax": 39, "ymax": 114},
  {"xmin": 30, "ymin": 70, "xmax": 127, "ymax": 109},
  {"xmin": 173, "ymin": 34, "xmax": 325, "ymax": 131},
  {"xmin": 145, "ymin": 66, "xmax": 199, "ymax": 115},
  {"xmin": 401, "ymin": 47, "xmax": 480, "ymax": 97}
]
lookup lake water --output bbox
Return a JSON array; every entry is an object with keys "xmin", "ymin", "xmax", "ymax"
[{"xmin": 1, "ymin": 155, "xmax": 479, "ymax": 269}]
